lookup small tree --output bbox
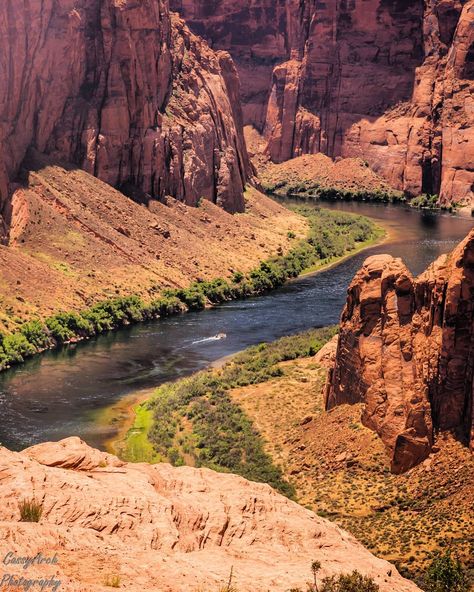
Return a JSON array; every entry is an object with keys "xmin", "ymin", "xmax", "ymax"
[
  {"xmin": 425, "ymin": 549, "xmax": 468, "ymax": 592},
  {"xmin": 311, "ymin": 561, "xmax": 322, "ymax": 591}
]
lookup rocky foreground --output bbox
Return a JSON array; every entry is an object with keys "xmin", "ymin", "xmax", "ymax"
[{"xmin": 0, "ymin": 437, "xmax": 420, "ymax": 591}]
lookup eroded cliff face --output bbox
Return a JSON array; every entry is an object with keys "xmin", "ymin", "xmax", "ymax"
[
  {"xmin": 172, "ymin": 0, "xmax": 474, "ymax": 204},
  {"xmin": 0, "ymin": 0, "xmax": 251, "ymax": 241},
  {"xmin": 325, "ymin": 231, "xmax": 474, "ymax": 473},
  {"xmin": 0, "ymin": 437, "xmax": 421, "ymax": 591}
]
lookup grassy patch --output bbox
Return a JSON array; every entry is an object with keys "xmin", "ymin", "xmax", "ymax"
[
  {"xmin": 121, "ymin": 403, "xmax": 160, "ymax": 464},
  {"xmin": 122, "ymin": 326, "xmax": 338, "ymax": 498},
  {"xmin": 18, "ymin": 498, "xmax": 43, "ymax": 522}
]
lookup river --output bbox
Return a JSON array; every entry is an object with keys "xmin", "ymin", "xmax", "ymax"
[{"xmin": 0, "ymin": 201, "xmax": 472, "ymax": 451}]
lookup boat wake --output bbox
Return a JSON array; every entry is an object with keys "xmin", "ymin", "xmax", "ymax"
[{"xmin": 192, "ymin": 333, "xmax": 227, "ymax": 345}]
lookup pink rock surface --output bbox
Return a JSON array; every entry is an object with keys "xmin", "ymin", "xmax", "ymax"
[
  {"xmin": 326, "ymin": 229, "xmax": 474, "ymax": 473},
  {"xmin": 0, "ymin": 0, "xmax": 251, "ymax": 240},
  {"xmin": 0, "ymin": 437, "xmax": 420, "ymax": 591}
]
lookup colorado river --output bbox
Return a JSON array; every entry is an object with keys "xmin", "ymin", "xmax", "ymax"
[{"xmin": 1, "ymin": 201, "xmax": 472, "ymax": 451}]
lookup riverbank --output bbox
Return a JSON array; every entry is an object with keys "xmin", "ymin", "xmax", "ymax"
[
  {"xmin": 112, "ymin": 324, "xmax": 472, "ymax": 589},
  {"xmin": 0, "ymin": 206, "xmax": 383, "ymax": 375},
  {"xmin": 106, "ymin": 214, "xmax": 387, "ymax": 461}
]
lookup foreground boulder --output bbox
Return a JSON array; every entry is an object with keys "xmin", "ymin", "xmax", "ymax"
[
  {"xmin": 0, "ymin": 437, "xmax": 420, "ymax": 591},
  {"xmin": 326, "ymin": 229, "xmax": 474, "ymax": 473}
]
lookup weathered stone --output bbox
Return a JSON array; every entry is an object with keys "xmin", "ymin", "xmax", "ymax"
[
  {"xmin": 0, "ymin": 437, "xmax": 421, "ymax": 591},
  {"xmin": 326, "ymin": 231, "xmax": 474, "ymax": 473},
  {"xmin": 0, "ymin": 0, "xmax": 251, "ymax": 241}
]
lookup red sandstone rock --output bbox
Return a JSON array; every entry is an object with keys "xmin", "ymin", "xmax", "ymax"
[
  {"xmin": 0, "ymin": 0, "xmax": 251, "ymax": 241},
  {"xmin": 173, "ymin": 0, "xmax": 474, "ymax": 204},
  {"xmin": 325, "ymin": 230, "xmax": 474, "ymax": 473},
  {"xmin": 0, "ymin": 437, "xmax": 420, "ymax": 591}
]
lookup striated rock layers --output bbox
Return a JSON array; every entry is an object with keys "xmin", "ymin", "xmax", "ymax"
[
  {"xmin": 0, "ymin": 437, "xmax": 421, "ymax": 591},
  {"xmin": 325, "ymin": 229, "xmax": 474, "ymax": 473},
  {"xmin": 0, "ymin": 0, "xmax": 251, "ymax": 241},
  {"xmin": 172, "ymin": 0, "xmax": 474, "ymax": 204}
]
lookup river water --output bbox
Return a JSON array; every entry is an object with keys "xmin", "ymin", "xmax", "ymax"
[{"xmin": 0, "ymin": 201, "xmax": 472, "ymax": 451}]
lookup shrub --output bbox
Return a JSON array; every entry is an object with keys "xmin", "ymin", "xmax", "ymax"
[
  {"xmin": 103, "ymin": 575, "xmax": 121, "ymax": 588},
  {"xmin": 20, "ymin": 320, "xmax": 50, "ymax": 349},
  {"xmin": 424, "ymin": 549, "xmax": 468, "ymax": 592},
  {"xmin": 175, "ymin": 287, "xmax": 206, "ymax": 311},
  {"xmin": 320, "ymin": 571, "xmax": 380, "ymax": 592},
  {"xmin": 1, "ymin": 333, "xmax": 36, "ymax": 363},
  {"xmin": 46, "ymin": 311, "xmax": 94, "ymax": 343},
  {"xmin": 19, "ymin": 498, "xmax": 43, "ymax": 522}
]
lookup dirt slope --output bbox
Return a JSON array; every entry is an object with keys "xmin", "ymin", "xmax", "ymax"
[
  {"xmin": 0, "ymin": 154, "xmax": 306, "ymax": 332},
  {"xmin": 231, "ymin": 354, "xmax": 474, "ymax": 584}
]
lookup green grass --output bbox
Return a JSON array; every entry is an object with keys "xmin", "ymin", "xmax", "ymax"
[
  {"xmin": 121, "ymin": 403, "xmax": 160, "ymax": 463},
  {"xmin": 262, "ymin": 178, "xmax": 404, "ymax": 204},
  {"xmin": 0, "ymin": 207, "xmax": 382, "ymax": 373},
  {"xmin": 122, "ymin": 326, "xmax": 338, "ymax": 498}
]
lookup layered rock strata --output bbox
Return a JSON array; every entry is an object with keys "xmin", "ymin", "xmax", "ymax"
[
  {"xmin": 172, "ymin": 0, "xmax": 474, "ymax": 204},
  {"xmin": 0, "ymin": 0, "xmax": 251, "ymax": 240},
  {"xmin": 325, "ymin": 230, "xmax": 474, "ymax": 473}
]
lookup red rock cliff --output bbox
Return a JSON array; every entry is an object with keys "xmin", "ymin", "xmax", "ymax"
[
  {"xmin": 172, "ymin": 0, "xmax": 474, "ymax": 204},
  {"xmin": 0, "ymin": 0, "xmax": 251, "ymax": 240},
  {"xmin": 325, "ymin": 231, "xmax": 474, "ymax": 473}
]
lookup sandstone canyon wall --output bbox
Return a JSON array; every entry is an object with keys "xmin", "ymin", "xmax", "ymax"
[
  {"xmin": 172, "ymin": 0, "xmax": 474, "ymax": 204},
  {"xmin": 325, "ymin": 230, "xmax": 474, "ymax": 473},
  {"xmin": 0, "ymin": 0, "xmax": 252, "ymax": 242}
]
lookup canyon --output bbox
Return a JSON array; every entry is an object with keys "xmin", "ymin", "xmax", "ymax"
[
  {"xmin": 325, "ymin": 228, "xmax": 474, "ymax": 473},
  {"xmin": 172, "ymin": 0, "xmax": 474, "ymax": 204},
  {"xmin": 0, "ymin": 0, "xmax": 253, "ymax": 244}
]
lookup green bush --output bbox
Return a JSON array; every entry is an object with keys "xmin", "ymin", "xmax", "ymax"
[
  {"xmin": 425, "ymin": 549, "xmax": 468, "ymax": 592},
  {"xmin": 20, "ymin": 320, "xmax": 50, "ymax": 349},
  {"xmin": 319, "ymin": 571, "xmax": 380, "ymax": 592},
  {"xmin": 1, "ymin": 333, "xmax": 37, "ymax": 364}
]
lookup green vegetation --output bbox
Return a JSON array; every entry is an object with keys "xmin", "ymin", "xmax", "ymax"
[
  {"xmin": 319, "ymin": 571, "xmax": 380, "ymax": 592},
  {"xmin": 289, "ymin": 567, "xmax": 380, "ymax": 592},
  {"xmin": 263, "ymin": 178, "xmax": 404, "ymax": 203},
  {"xmin": 410, "ymin": 193, "xmax": 440, "ymax": 209},
  {"xmin": 425, "ymin": 549, "xmax": 469, "ymax": 592},
  {"xmin": 123, "ymin": 326, "xmax": 338, "ymax": 498},
  {"xmin": 18, "ymin": 498, "xmax": 43, "ymax": 522},
  {"xmin": 0, "ymin": 208, "xmax": 381, "ymax": 373}
]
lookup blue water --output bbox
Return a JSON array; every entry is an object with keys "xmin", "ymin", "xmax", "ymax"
[{"xmin": 0, "ymin": 201, "xmax": 472, "ymax": 450}]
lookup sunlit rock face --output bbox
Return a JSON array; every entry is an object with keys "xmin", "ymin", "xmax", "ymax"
[
  {"xmin": 172, "ymin": 0, "xmax": 474, "ymax": 204},
  {"xmin": 0, "ymin": 0, "xmax": 251, "ymax": 240},
  {"xmin": 0, "ymin": 437, "xmax": 422, "ymax": 591},
  {"xmin": 326, "ymin": 229, "xmax": 474, "ymax": 473}
]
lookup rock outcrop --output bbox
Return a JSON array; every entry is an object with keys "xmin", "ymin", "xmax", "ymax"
[
  {"xmin": 172, "ymin": 0, "xmax": 474, "ymax": 204},
  {"xmin": 0, "ymin": 437, "xmax": 420, "ymax": 591},
  {"xmin": 0, "ymin": 0, "xmax": 252, "ymax": 241},
  {"xmin": 325, "ymin": 230, "xmax": 474, "ymax": 473}
]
